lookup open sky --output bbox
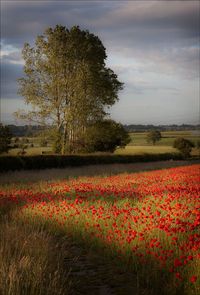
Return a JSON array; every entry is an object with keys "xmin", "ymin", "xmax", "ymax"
[{"xmin": 1, "ymin": 0, "xmax": 200, "ymax": 125}]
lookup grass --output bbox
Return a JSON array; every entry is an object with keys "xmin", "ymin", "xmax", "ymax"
[
  {"xmin": 8, "ymin": 147, "xmax": 52, "ymax": 156},
  {"xmin": 0, "ymin": 214, "xmax": 73, "ymax": 295},
  {"xmin": 0, "ymin": 163, "xmax": 199, "ymax": 295},
  {"xmin": 115, "ymin": 145, "xmax": 176, "ymax": 154},
  {"xmin": 115, "ymin": 146, "xmax": 199, "ymax": 157}
]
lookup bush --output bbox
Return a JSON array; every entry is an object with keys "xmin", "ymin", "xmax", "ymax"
[
  {"xmin": 173, "ymin": 138, "xmax": 194, "ymax": 158},
  {"xmin": 0, "ymin": 153, "xmax": 183, "ymax": 172},
  {"xmin": 84, "ymin": 120, "xmax": 131, "ymax": 153}
]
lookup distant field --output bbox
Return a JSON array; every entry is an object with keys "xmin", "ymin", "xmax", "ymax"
[
  {"xmin": 121, "ymin": 130, "xmax": 199, "ymax": 156},
  {"xmin": 7, "ymin": 130, "xmax": 199, "ymax": 156},
  {"xmin": 128, "ymin": 130, "xmax": 200, "ymax": 146}
]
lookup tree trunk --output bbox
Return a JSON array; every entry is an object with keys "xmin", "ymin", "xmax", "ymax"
[{"xmin": 61, "ymin": 123, "xmax": 67, "ymax": 155}]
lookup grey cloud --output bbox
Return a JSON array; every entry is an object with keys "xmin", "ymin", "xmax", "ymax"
[
  {"xmin": 1, "ymin": 0, "xmax": 199, "ymax": 111},
  {"xmin": 1, "ymin": 58, "xmax": 23, "ymax": 99},
  {"xmin": 1, "ymin": 1, "xmax": 113, "ymax": 47},
  {"xmin": 138, "ymin": 46, "xmax": 200, "ymax": 80},
  {"xmin": 2, "ymin": 1, "xmax": 199, "ymax": 47},
  {"xmin": 125, "ymin": 80, "xmax": 179, "ymax": 95},
  {"xmin": 1, "ymin": 50, "xmax": 23, "ymax": 64},
  {"xmin": 99, "ymin": 1, "xmax": 199, "ymax": 37}
]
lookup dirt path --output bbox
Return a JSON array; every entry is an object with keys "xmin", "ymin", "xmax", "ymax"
[{"xmin": 0, "ymin": 160, "xmax": 198, "ymax": 184}]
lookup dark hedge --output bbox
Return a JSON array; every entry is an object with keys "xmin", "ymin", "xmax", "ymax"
[{"xmin": 0, "ymin": 153, "xmax": 185, "ymax": 172}]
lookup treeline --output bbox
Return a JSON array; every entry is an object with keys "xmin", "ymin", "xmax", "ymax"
[
  {"xmin": 124, "ymin": 124, "xmax": 200, "ymax": 132},
  {"xmin": 7, "ymin": 124, "xmax": 200, "ymax": 137},
  {"xmin": 6, "ymin": 125, "xmax": 45, "ymax": 137}
]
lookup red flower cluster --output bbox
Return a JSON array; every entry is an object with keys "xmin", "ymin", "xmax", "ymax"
[{"xmin": 1, "ymin": 164, "xmax": 199, "ymax": 287}]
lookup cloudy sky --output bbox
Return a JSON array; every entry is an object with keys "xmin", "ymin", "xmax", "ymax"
[{"xmin": 1, "ymin": 0, "xmax": 200, "ymax": 125}]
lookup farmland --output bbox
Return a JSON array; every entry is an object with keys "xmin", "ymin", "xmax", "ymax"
[
  {"xmin": 116, "ymin": 130, "xmax": 199, "ymax": 156},
  {"xmin": 128, "ymin": 130, "xmax": 200, "ymax": 146},
  {"xmin": 0, "ymin": 164, "xmax": 199, "ymax": 294},
  {"xmin": 7, "ymin": 130, "xmax": 200, "ymax": 156}
]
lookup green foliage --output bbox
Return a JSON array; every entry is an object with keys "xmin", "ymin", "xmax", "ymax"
[
  {"xmin": 173, "ymin": 137, "xmax": 194, "ymax": 158},
  {"xmin": 146, "ymin": 130, "xmax": 162, "ymax": 145},
  {"xmin": 0, "ymin": 124, "xmax": 12, "ymax": 154},
  {"xmin": 17, "ymin": 25, "xmax": 123, "ymax": 154},
  {"xmin": 84, "ymin": 120, "xmax": 131, "ymax": 153}
]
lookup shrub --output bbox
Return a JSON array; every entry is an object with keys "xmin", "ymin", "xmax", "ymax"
[
  {"xmin": 173, "ymin": 138, "xmax": 194, "ymax": 158},
  {"xmin": 84, "ymin": 120, "xmax": 131, "ymax": 153}
]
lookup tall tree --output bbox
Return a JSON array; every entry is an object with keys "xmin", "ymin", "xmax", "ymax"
[{"xmin": 16, "ymin": 25, "xmax": 123, "ymax": 153}]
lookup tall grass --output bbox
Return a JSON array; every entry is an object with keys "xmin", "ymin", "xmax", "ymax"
[{"xmin": 0, "ymin": 210, "xmax": 73, "ymax": 295}]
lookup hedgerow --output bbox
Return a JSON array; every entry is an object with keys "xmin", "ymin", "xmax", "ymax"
[{"xmin": 0, "ymin": 153, "xmax": 184, "ymax": 172}]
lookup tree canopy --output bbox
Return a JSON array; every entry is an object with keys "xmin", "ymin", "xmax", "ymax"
[
  {"xmin": 17, "ymin": 25, "xmax": 123, "ymax": 154},
  {"xmin": 146, "ymin": 130, "xmax": 162, "ymax": 145}
]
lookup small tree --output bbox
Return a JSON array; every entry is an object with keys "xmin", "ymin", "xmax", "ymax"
[
  {"xmin": 173, "ymin": 137, "xmax": 194, "ymax": 158},
  {"xmin": 0, "ymin": 124, "xmax": 12, "ymax": 153},
  {"xmin": 84, "ymin": 120, "xmax": 131, "ymax": 153},
  {"xmin": 146, "ymin": 130, "xmax": 162, "ymax": 145}
]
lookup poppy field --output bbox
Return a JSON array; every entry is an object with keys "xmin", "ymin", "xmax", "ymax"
[{"xmin": 0, "ymin": 164, "xmax": 199, "ymax": 295}]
